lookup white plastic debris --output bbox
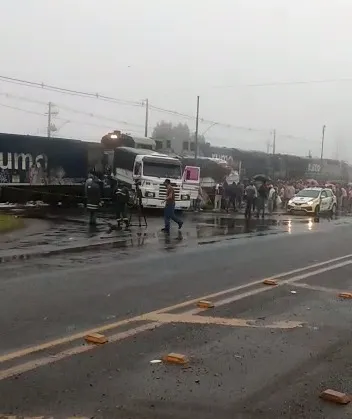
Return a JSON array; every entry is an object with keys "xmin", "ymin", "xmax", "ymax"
[
  {"xmin": 150, "ymin": 360, "xmax": 162, "ymax": 364},
  {"xmin": 290, "ymin": 291, "xmax": 297, "ymax": 294}
]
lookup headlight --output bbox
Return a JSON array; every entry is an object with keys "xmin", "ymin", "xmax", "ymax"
[
  {"xmin": 145, "ymin": 191, "xmax": 155, "ymax": 198},
  {"xmin": 181, "ymin": 194, "xmax": 190, "ymax": 200},
  {"xmin": 307, "ymin": 201, "xmax": 314, "ymax": 205}
]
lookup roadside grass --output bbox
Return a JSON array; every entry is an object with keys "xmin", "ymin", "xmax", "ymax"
[{"xmin": 0, "ymin": 214, "xmax": 24, "ymax": 234}]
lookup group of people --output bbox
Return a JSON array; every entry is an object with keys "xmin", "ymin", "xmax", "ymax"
[
  {"xmin": 210, "ymin": 177, "xmax": 352, "ymax": 217},
  {"xmin": 213, "ymin": 181, "xmax": 244, "ymax": 212},
  {"xmin": 323, "ymin": 184, "xmax": 352, "ymax": 212},
  {"xmin": 85, "ymin": 173, "xmax": 130, "ymax": 228},
  {"xmin": 85, "ymin": 171, "xmax": 352, "ymax": 233},
  {"xmin": 279, "ymin": 181, "xmax": 352, "ymax": 212},
  {"xmin": 85, "ymin": 173, "xmax": 183, "ymax": 234},
  {"xmin": 212, "ymin": 180, "xmax": 280, "ymax": 218}
]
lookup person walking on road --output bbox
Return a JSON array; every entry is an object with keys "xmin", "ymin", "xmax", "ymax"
[
  {"xmin": 195, "ymin": 186, "xmax": 203, "ymax": 212},
  {"xmin": 267, "ymin": 184, "xmax": 276, "ymax": 215},
  {"xmin": 256, "ymin": 181, "xmax": 268, "ymax": 218},
  {"xmin": 235, "ymin": 182, "xmax": 244, "ymax": 211},
  {"xmin": 244, "ymin": 182, "xmax": 256, "ymax": 219},
  {"xmin": 162, "ymin": 179, "xmax": 183, "ymax": 234},
  {"xmin": 114, "ymin": 182, "xmax": 130, "ymax": 229},
  {"xmin": 85, "ymin": 173, "xmax": 101, "ymax": 226},
  {"xmin": 228, "ymin": 182, "xmax": 237, "ymax": 212},
  {"xmin": 214, "ymin": 183, "xmax": 223, "ymax": 211}
]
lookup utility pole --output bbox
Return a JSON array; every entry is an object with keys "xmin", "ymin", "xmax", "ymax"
[
  {"xmin": 320, "ymin": 125, "xmax": 326, "ymax": 163},
  {"xmin": 272, "ymin": 129, "xmax": 276, "ymax": 155},
  {"xmin": 144, "ymin": 99, "xmax": 149, "ymax": 137},
  {"xmin": 47, "ymin": 102, "xmax": 52, "ymax": 138},
  {"xmin": 194, "ymin": 95, "xmax": 200, "ymax": 161}
]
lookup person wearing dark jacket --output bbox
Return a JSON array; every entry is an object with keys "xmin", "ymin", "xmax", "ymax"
[
  {"xmin": 235, "ymin": 182, "xmax": 244, "ymax": 211},
  {"xmin": 114, "ymin": 182, "xmax": 130, "ymax": 229},
  {"xmin": 85, "ymin": 174, "xmax": 101, "ymax": 226},
  {"xmin": 256, "ymin": 181, "xmax": 268, "ymax": 218},
  {"xmin": 228, "ymin": 182, "xmax": 237, "ymax": 212}
]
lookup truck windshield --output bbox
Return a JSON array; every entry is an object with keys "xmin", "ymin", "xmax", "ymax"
[{"xmin": 143, "ymin": 162, "xmax": 181, "ymax": 179}]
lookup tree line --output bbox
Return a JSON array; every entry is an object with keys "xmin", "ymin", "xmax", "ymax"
[{"xmin": 151, "ymin": 121, "xmax": 206, "ymax": 144}]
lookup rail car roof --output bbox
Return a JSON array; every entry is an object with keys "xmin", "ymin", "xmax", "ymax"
[
  {"xmin": 114, "ymin": 147, "xmax": 180, "ymax": 162},
  {"xmin": 129, "ymin": 136, "xmax": 156, "ymax": 147},
  {"xmin": 114, "ymin": 147, "xmax": 166, "ymax": 156}
]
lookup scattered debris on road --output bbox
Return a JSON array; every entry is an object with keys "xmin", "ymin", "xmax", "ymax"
[
  {"xmin": 197, "ymin": 300, "xmax": 215, "ymax": 308},
  {"xmin": 320, "ymin": 389, "xmax": 351, "ymax": 405},
  {"xmin": 338, "ymin": 292, "xmax": 352, "ymax": 299},
  {"xmin": 263, "ymin": 279, "xmax": 278, "ymax": 286},
  {"xmin": 163, "ymin": 353, "xmax": 189, "ymax": 365},
  {"xmin": 84, "ymin": 333, "xmax": 108, "ymax": 345}
]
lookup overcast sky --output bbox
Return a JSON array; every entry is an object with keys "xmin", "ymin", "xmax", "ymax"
[{"xmin": 1, "ymin": 0, "xmax": 352, "ymax": 160}]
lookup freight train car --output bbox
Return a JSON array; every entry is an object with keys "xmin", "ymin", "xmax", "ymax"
[
  {"xmin": 303, "ymin": 158, "xmax": 352, "ymax": 182},
  {"xmin": 204, "ymin": 144, "xmax": 352, "ymax": 183},
  {"xmin": 0, "ymin": 133, "xmax": 101, "ymax": 204},
  {"xmin": 204, "ymin": 146, "xmax": 270, "ymax": 179},
  {"xmin": 0, "ymin": 132, "xmax": 157, "ymax": 205}
]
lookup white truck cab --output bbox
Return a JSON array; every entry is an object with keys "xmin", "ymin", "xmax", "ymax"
[{"xmin": 113, "ymin": 147, "xmax": 199, "ymax": 210}]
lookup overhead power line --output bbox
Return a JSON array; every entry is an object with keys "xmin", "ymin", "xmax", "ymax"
[
  {"xmin": 0, "ymin": 75, "xmax": 142, "ymax": 107},
  {"xmin": 0, "ymin": 102, "xmax": 123, "ymax": 133},
  {"xmin": 0, "ymin": 91, "xmax": 47, "ymax": 106},
  {"xmin": 0, "ymin": 102, "xmax": 45, "ymax": 117},
  {"xmin": 211, "ymin": 77, "xmax": 352, "ymax": 89},
  {"xmin": 0, "ymin": 74, "xmax": 276, "ymax": 134},
  {"xmin": 0, "ymin": 91, "xmax": 145, "ymax": 130},
  {"xmin": 0, "ymin": 75, "xmax": 321, "ymax": 144},
  {"xmin": 247, "ymin": 77, "xmax": 352, "ymax": 87}
]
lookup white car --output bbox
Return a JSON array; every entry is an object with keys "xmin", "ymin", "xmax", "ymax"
[{"xmin": 287, "ymin": 187, "xmax": 337, "ymax": 215}]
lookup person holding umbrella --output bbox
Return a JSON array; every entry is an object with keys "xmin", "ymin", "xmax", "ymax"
[{"xmin": 256, "ymin": 181, "xmax": 268, "ymax": 218}]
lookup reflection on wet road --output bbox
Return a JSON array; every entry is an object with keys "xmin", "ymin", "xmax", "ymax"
[
  {"xmin": 192, "ymin": 213, "xmax": 336, "ymax": 239},
  {"xmin": 0, "ymin": 211, "xmax": 348, "ymax": 257}
]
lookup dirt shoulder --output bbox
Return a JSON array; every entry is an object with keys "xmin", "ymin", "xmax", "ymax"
[{"xmin": 0, "ymin": 214, "xmax": 24, "ymax": 234}]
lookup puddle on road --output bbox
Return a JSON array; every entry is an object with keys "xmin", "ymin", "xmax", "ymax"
[
  {"xmin": 195, "ymin": 213, "xmax": 341, "ymax": 239},
  {"xmin": 195, "ymin": 217, "xmax": 276, "ymax": 239},
  {"xmin": 0, "ymin": 211, "xmax": 347, "ymax": 254}
]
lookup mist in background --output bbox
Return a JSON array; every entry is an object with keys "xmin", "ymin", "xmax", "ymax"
[{"xmin": 1, "ymin": 0, "xmax": 352, "ymax": 160}]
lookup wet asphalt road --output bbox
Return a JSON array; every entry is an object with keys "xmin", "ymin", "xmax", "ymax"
[{"xmin": 0, "ymin": 214, "xmax": 351, "ymax": 418}]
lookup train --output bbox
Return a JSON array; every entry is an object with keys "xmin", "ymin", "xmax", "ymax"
[
  {"xmin": 202, "ymin": 145, "xmax": 352, "ymax": 183},
  {"xmin": 0, "ymin": 131, "xmax": 153, "ymax": 205},
  {"xmin": 0, "ymin": 131, "xmax": 197, "ymax": 207},
  {"xmin": 1, "ymin": 131, "xmax": 351, "ymax": 205}
]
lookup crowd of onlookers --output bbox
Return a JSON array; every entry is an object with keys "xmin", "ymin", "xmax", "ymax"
[
  {"xmin": 278, "ymin": 180, "xmax": 352, "ymax": 213},
  {"xmin": 195, "ymin": 178, "xmax": 352, "ymax": 215}
]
